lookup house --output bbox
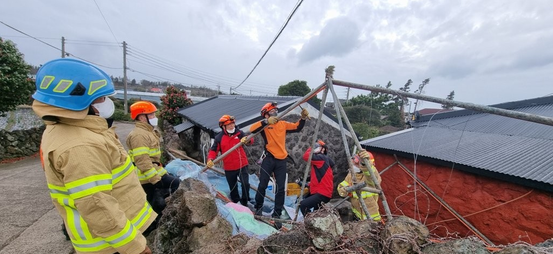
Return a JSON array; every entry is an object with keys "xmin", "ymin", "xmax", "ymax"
[
  {"xmin": 360, "ymin": 95, "xmax": 553, "ymax": 245},
  {"xmin": 150, "ymin": 87, "xmax": 163, "ymax": 93},
  {"xmin": 176, "ymin": 95, "xmax": 355, "ymax": 184}
]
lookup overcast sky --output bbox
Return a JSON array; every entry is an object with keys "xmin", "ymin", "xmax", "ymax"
[{"xmin": 1, "ymin": 0, "xmax": 552, "ymax": 109}]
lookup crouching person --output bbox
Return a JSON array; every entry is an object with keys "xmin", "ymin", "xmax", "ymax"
[
  {"xmin": 300, "ymin": 140, "xmax": 334, "ymax": 216},
  {"xmin": 337, "ymin": 150, "xmax": 382, "ymax": 221}
]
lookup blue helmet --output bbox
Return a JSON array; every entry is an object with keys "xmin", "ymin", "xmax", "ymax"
[{"xmin": 32, "ymin": 58, "xmax": 115, "ymax": 111}]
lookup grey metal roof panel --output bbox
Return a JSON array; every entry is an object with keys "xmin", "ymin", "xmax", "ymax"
[
  {"xmin": 362, "ymin": 126, "xmax": 553, "ymax": 186},
  {"xmin": 177, "ymin": 95, "xmax": 300, "ymax": 133}
]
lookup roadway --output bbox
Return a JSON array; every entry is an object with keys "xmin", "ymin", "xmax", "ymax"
[{"xmin": 0, "ymin": 122, "xmax": 135, "ymax": 254}]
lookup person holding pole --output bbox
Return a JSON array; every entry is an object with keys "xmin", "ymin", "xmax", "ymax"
[
  {"xmin": 206, "ymin": 115, "xmax": 252, "ymax": 206},
  {"xmin": 337, "ymin": 150, "xmax": 382, "ymax": 221},
  {"xmin": 249, "ymin": 102, "xmax": 309, "ymax": 227},
  {"xmin": 300, "ymin": 140, "xmax": 334, "ymax": 216},
  {"xmin": 127, "ymin": 101, "xmax": 180, "ymax": 233}
]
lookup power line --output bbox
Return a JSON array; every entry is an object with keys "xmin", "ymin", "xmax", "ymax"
[
  {"xmin": 93, "ymin": 0, "xmax": 119, "ymax": 44},
  {"xmin": 128, "ymin": 45, "xmax": 271, "ymax": 88},
  {"xmin": 234, "ymin": 0, "xmax": 304, "ymax": 90},
  {"xmin": 0, "ymin": 20, "xmax": 121, "ymax": 69},
  {"xmin": 1, "ymin": 20, "xmax": 62, "ymax": 51}
]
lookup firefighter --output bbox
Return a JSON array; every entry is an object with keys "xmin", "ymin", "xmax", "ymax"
[
  {"xmin": 32, "ymin": 58, "xmax": 155, "ymax": 254},
  {"xmin": 206, "ymin": 115, "xmax": 251, "ymax": 206},
  {"xmin": 337, "ymin": 150, "xmax": 382, "ymax": 221},
  {"xmin": 127, "ymin": 101, "xmax": 180, "ymax": 230},
  {"xmin": 300, "ymin": 140, "xmax": 334, "ymax": 216},
  {"xmin": 249, "ymin": 102, "xmax": 309, "ymax": 228}
]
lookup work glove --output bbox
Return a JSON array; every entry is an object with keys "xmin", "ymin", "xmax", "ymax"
[
  {"xmin": 300, "ymin": 108, "xmax": 310, "ymax": 120},
  {"xmin": 206, "ymin": 159, "xmax": 214, "ymax": 168},
  {"xmin": 267, "ymin": 116, "xmax": 279, "ymax": 125},
  {"xmin": 337, "ymin": 186, "xmax": 348, "ymax": 197},
  {"xmin": 358, "ymin": 150, "xmax": 371, "ymax": 160},
  {"xmin": 240, "ymin": 137, "xmax": 248, "ymax": 144}
]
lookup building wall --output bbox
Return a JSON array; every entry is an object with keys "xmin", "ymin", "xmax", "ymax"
[{"xmin": 372, "ymin": 153, "xmax": 553, "ymax": 245}]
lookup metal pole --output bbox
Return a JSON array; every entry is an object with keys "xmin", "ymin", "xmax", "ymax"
[
  {"xmin": 123, "ymin": 41, "xmax": 128, "ymax": 114},
  {"xmin": 332, "ymin": 79, "xmax": 553, "ymax": 127},
  {"xmin": 200, "ymin": 82, "xmax": 327, "ymax": 173},
  {"xmin": 61, "ymin": 37, "xmax": 65, "ymax": 58},
  {"xmin": 327, "ymin": 70, "xmax": 394, "ymax": 221},
  {"xmin": 167, "ymin": 149, "xmax": 274, "ymax": 202},
  {"xmin": 327, "ymin": 76, "xmax": 374, "ymax": 221},
  {"xmin": 394, "ymin": 156, "xmax": 494, "ymax": 246},
  {"xmin": 293, "ymin": 87, "xmax": 329, "ymax": 221}
]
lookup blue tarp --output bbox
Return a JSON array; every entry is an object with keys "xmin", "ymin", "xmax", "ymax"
[{"xmin": 166, "ymin": 159, "xmax": 304, "ymax": 239}]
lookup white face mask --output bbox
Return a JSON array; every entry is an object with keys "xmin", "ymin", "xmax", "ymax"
[
  {"xmin": 353, "ymin": 166, "xmax": 361, "ymax": 173},
  {"xmin": 92, "ymin": 97, "xmax": 115, "ymax": 119},
  {"xmin": 149, "ymin": 117, "xmax": 159, "ymax": 127},
  {"xmin": 313, "ymin": 147, "xmax": 322, "ymax": 154},
  {"xmin": 226, "ymin": 128, "xmax": 235, "ymax": 134}
]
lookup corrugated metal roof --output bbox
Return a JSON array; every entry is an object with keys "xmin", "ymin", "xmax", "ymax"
[
  {"xmin": 177, "ymin": 95, "xmax": 300, "ymax": 134},
  {"xmin": 362, "ymin": 96, "xmax": 553, "ymax": 188}
]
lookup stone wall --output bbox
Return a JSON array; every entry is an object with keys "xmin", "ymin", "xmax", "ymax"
[
  {"xmin": 0, "ymin": 106, "xmax": 45, "ymax": 160},
  {"xmin": 193, "ymin": 114, "xmax": 355, "ymax": 197},
  {"xmin": 0, "ymin": 126, "xmax": 45, "ymax": 160}
]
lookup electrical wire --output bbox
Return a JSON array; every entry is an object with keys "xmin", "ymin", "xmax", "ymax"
[
  {"xmin": 1, "ymin": 20, "xmax": 62, "ymax": 51},
  {"xmin": 127, "ymin": 44, "xmax": 275, "ymax": 93},
  {"xmin": 235, "ymin": 0, "xmax": 304, "ymax": 90},
  {"xmin": 93, "ymin": 0, "xmax": 120, "ymax": 44},
  {"xmin": 0, "ymin": 20, "xmax": 121, "ymax": 70}
]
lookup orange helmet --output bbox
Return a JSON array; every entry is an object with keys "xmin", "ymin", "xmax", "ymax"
[
  {"xmin": 218, "ymin": 115, "xmax": 235, "ymax": 127},
  {"xmin": 130, "ymin": 101, "xmax": 157, "ymax": 120},
  {"xmin": 260, "ymin": 102, "xmax": 278, "ymax": 117}
]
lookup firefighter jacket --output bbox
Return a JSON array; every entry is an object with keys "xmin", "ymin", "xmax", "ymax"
[
  {"xmin": 250, "ymin": 118, "xmax": 305, "ymax": 160},
  {"xmin": 39, "ymin": 115, "xmax": 156, "ymax": 254},
  {"xmin": 338, "ymin": 165, "xmax": 382, "ymax": 221},
  {"xmin": 126, "ymin": 122, "xmax": 167, "ymax": 184},
  {"xmin": 208, "ymin": 128, "xmax": 251, "ymax": 171},
  {"xmin": 302, "ymin": 148, "xmax": 334, "ymax": 198}
]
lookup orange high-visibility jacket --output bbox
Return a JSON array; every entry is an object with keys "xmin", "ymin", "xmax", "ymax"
[{"xmin": 250, "ymin": 118, "xmax": 305, "ymax": 159}]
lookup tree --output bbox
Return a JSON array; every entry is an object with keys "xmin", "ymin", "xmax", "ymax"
[
  {"xmin": 351, "ymin": 123, "xmax": 380, "ymax": 140},
  {"xmin": 278, "ymin": 80, "xmax": 310, "ymax": 96},
  {"xmin": 160, "ymin": 86, "xmax": 193, "ymax": 125},
  {"xmin": 442, "ymin": 90, "xmax": 455, "ymax": 109},
  {"xmin": 343, "ymin": 105, "xmax": 382, "ymax": 126},
  {"xmin": 0, "ymin": 38, "xmax": 34, "ymax": 116}
]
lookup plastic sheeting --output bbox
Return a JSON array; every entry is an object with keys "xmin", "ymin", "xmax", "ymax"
[{"xmin": 165, "ymin": 159, "xmax": 301, "ymax": 239}]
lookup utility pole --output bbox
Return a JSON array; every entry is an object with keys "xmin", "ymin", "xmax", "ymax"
[
  {"xmin": 61, "ymin": 37, "xmax": 65, "ymax": 58},
  {"xmin": 123, "ymin": 41, "xmax": 128, "ymax": 114},
  {"xmin": 217, "ymin": 84, "xmax": 220, "ymax": 95},
  {"xmin": 346, "ymin": 87, "xmax": 350, "ymax": 104},
  {"xmin": 229, "ymin": 86, "xmax": 233, "ymax": 95}
]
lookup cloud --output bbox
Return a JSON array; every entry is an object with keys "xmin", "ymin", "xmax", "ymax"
[{"xmin": 295, "ymin": 17, "xmax": 360, "ymax": 63}]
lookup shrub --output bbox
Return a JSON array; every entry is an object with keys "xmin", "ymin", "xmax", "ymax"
[{"xmin": 160, "ymin": 86, "xmax": 193, "ymax": 125}]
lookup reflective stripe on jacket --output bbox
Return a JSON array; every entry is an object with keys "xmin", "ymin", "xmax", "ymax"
[
  {"xmin": 40, "ymin": 116, "xmax": 156, "ymax": 254},
  {"xmin": 338, "ymin": 167, "xmax": 382, "ymax": 221},
  {"xmin": 126, "ymin": 122, "xmax": 166, "ymax": 184}
]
